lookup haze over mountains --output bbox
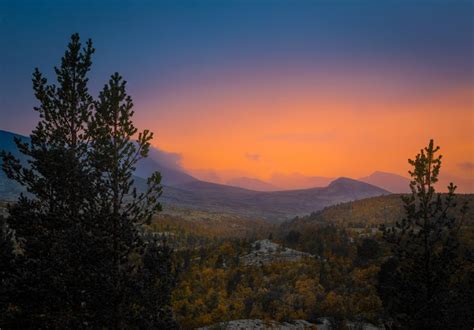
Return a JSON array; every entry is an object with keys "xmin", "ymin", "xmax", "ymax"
[
  {"xmin": 358, "ymin": 171, "xmax": 411, "ymax": 193},
  {"xmin": 220, "ymin": 172, "xmax": 412, "ymax": 193},
  {"xmin": 197, "ymin": 167, "xmax": 473, "ymax": 194},
  {"xmin": 212, "ymin": 171, "xmax": 411, "ymax": 193},
  {"xmin": 157, "ymin": 177, "xmax": 388, "ymax": 221},
  {"xmin": 1, "ymin": 129, "xmax": 471, "ymax": 221},
  {"xmin": 225, "ymin": 177, "xmax": 279, "ymax": 191}
]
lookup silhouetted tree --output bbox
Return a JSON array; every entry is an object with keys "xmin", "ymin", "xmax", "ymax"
[
  {"xmin": 1, "ymin": 34, "xmax": 176, "ymax": 328},
  {"xmin": 87, "ymin": 71, "xmax": 163, "ymax": 327},
  {"xmin": 1, "ymin": 34, "xmax": 102, "ymax": 327},
  {"xmin": 378, "ymin": 140, "xmax": 470, "ymax": 329}
]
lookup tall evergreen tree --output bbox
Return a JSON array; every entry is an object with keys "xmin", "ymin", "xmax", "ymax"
[
  {"xmin": 87, "ymin": 72, "xmax": 164, "ymax": 327},
  {"xmin": 1, "ymin": 34, "xmax": 102, "ymax": 327},
  {"xmin": 378, "ymin": 140, "xmax": 471, "ymax": 329},
  {"xmin": 1, "ymin": 34, "xmax": 177, "ymax": 328}
]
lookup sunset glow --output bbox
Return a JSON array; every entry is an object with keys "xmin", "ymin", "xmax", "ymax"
[
  {"xmin": 1, "ymin": 0, "xmax": 473, "ymax": 190},
  {"xmin": 137, "ymin": 68, "xmax": 473, "ymax": 187}
]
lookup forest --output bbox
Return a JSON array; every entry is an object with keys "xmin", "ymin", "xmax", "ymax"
[{"xmin": 1, "ymin": 34, "xmax": 473, "ymax": 330}]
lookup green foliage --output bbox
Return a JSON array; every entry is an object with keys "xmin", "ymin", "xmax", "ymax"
[{"xmin": 378, "ymin": 140, "xmax": 472, "ymax": 328}]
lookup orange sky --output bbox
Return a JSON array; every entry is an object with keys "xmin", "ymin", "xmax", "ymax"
[{"xmin": 133, "ymin": 66, "xmax": 473, "ymax": 186}]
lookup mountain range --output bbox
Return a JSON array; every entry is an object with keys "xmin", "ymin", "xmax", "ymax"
[
  {"xmin": 206, "ymin": 169, "xmax": 472, "ymax": 194},
  {"xmin": 0, "ymin": 129, "xmax": 405, "ymax": 222},
  {"xmin": 225, "ymin": 177, "xmax": 279, "ymax": 191},
  {"xmin": 159, "ymin": 177, "xmax": 388, "ymax": 221}
]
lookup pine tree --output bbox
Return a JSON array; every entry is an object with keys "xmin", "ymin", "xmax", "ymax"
[
  {"xmin": 378, "ymin": 140, "xmax": 470, "ymax": 328},
  {"xmin": 87, "ymin": 72, "xmax": 164, "ymax": 327},
  {"xmin": 1, "ymin": 34, "xmax": 177, "ymax": 328},
  {"xmin": 1, "ymin": 33, "xmax": 103, "ymax": 327}
]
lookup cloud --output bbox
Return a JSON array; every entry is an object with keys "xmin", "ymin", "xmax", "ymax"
[
  {"xmin": 245, "ymin": 153, "xmax": 261, "ymax": 161},
  {"xmin": 458, "ymin": 162, "xmax": 474, "ymax": 171},
  {"xmin": 148, "ymin": 146, "xmax": 184, "ymax": 170}
]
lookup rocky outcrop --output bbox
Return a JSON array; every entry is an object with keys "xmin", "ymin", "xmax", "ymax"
[
  {"xmin": 197, "ymin": 319, "xmax": 316, "ymax": 329},
  {"xmin": 240, "ymin": 239, "xmax": 312, "ymax": 266}
]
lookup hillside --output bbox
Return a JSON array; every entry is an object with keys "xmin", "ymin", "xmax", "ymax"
[
  {"xmin": 283, "ymin": 193, "xmax": 474, "ymax": 229},
  {"xmin": 162, "ymin": 178, "xmax": 388, "ymax": 222},
  {"xmin": 150, "ymin": 206, "xmax": 274, "ymax": 240},
  {"xmin": 226, "ymin": 177, "xmax": 279, "ymax": 191}
]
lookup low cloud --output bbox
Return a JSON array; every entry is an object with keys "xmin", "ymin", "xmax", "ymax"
[
  {"xmin": 458, "ymin": 162, "xmax": 474, "ymax": 171},
  {"xmin": 148, "ymin": 147, "xmax": 184, "ymax": 170},
  {"xmin": 245, "ymin": 153, "xmax": 260, "ymax": 161}
]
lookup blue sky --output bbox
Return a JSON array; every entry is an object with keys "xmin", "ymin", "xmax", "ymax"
[{"xmin": 1, "ymin": 0, "xmax": 472, "ymax": 132}]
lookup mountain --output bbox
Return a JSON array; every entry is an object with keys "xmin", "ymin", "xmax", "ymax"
[
  {"xmin": 135, "ymin": 157, "xmax": 196, "ymax": 186},
  {"xmin": 269, "ymin": 173, "xmax": 334, "ymax": 190},
  {"xmin": 0, "ymin": 129, "xmax": 197, "ymax": 187},
  {"xmin": 0, "ymin": 131, "xmax": 29, "ymax": 200},
  {"xmin": 1, "ymin": 130, "xmax": 389, "ymax": 222},
  {"xmin": 226, "ymin": 177, "xmax": 279, "ymax": 191},
  {"xmin": 359, "ymin": 171, "xmax": 411, "ymax": 193},
  {"xmin": 0, "ymin": 130, "xmax": 29, "ymax": 161},
  {"xmin": 359, "ymin": 171, "xmax": 474, "ymax": 194},
  {"xmin": 159, "ymin": 177, "xmax": 389, "ymax": 222},
  {"xmin": 284, "ymin": 193, "xmax": 474, "ymax": 230}
]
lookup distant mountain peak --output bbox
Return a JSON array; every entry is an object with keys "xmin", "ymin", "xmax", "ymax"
[
  {"xmin": 330, "ymin": 177, "xmax": 355, "ymax": 184},
  {"xmin": 359, "ymin": 171, "xmax": 410, "ymax": 193},
  {"xmin": 370, "ymin": 170, "xmax": 406, "ymax": 177},
  {"xmin": 328, "ymin": 177, "xmax": 388, "ymax": 192}
]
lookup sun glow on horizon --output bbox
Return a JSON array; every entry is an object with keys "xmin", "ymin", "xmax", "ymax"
[{"xmin": 134, "ymin": 66, "xmax": 473, "ymax": 188}]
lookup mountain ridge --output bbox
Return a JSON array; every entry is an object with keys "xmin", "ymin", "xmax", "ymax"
[{"xmin": 1, "ymin": 130, "xmax": 389, "ymax": 221}]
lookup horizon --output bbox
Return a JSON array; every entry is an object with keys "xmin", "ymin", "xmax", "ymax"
[{"xmin": 1, "ymin": 0, "xmax": 473, "ymax": 191}]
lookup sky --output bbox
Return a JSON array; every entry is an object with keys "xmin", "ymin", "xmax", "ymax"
[{"xmin": 0, "ymin": 0, "xmax": 473, "ymax": 189}]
